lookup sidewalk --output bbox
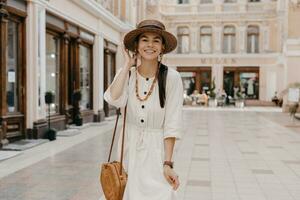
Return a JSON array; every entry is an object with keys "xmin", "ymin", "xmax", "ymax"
[{"xmin": 0, "ymin": 108, "xmax": 300, "ymax": 200}]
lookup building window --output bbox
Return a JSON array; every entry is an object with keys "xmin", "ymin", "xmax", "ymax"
[
  {"xmin": 200, "ymin": 0, "xmax": 213, "ymax": 3},
  {"xmin": 224, "ymin": 0, "xmax": 237, "ymax": 3},
  {"xmin": 248, "ymin": 0, "xmax": 260, "ymax": 2},
  {"xmin": 79, "ymin": 44, "xmax": 92, "ymax": 110},
  {"xmin": 223, "ymin": 26, "xmax": 236, "ymax": 54},
  {"xmin": 46, "ymin": 33, "xmax": 60, "ymax": 114},
  {"xmin": 178, "ymin": 0, "xmax": 189, "ymax": 4},
  {"xmin": 177, "ymin": 27, "xmax": 190, "ymax": 53},
  {"xmin": 247, "ymin": 26, "xmax": 259, "ymax": 53},
  {"xmin": 200, "ymin": 26, "xmax": 212, "ymax": 54},
  {"xmin": 6, "ymin": 20, "xmax": 19, "ymax": 113}
]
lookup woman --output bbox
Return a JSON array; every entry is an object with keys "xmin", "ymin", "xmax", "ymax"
[{"xmin": 101, "ymin": 19, "xmax": 183, "ymax": 200}]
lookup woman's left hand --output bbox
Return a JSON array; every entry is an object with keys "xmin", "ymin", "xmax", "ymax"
[{"xmin": 163, "ymin": 165, "xmax": 180, "ymax": 190}]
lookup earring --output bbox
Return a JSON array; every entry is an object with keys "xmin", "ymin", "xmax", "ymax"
[{"xmin": 158, "ymin": 54, "xmax": 163, "ymax": 62}]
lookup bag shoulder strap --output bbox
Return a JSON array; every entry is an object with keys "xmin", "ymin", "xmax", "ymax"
[{"xmin": 107, "ymin": 70, "xmax": 131, "ymax": 175}]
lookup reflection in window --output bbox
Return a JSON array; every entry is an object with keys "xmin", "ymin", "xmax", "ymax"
[
  {"xmin": 239, "ymin": 72, "xmax": 259, "ymax": 99},
  {"xmin": 223, "ymin": 26, "xmax": 236, "ymax": 53},
  {"xmin": 6, "ymin": 20, "xmax": 19, "ymax": 113},
  {"xmin": 200, "ymin": 26, "xmax": 212, "ymax": 54},
  {"xmin": 247, "ymin": 26, "xmax": 259, "ymax": 53},
  {"xmin": 180, "ymin": 72, "xmax": 195, "ymax": 96},
  {"xmin": 79, "ymin": 44, "xmax": 91, "ymax": 110},
  {"xmin": 177, "ymin": 27, "xmax": 190, "ymax": 53},
  {"xmin": 46, "ymin": 33, "xmax": 60, "ymax": 114}
]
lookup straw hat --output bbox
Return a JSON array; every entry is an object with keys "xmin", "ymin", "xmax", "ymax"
[{"xmin": 123, "ymin": 19, "xmax": 177, "ymax": 54}]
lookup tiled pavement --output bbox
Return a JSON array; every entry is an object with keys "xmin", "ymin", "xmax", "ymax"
[{"xmin": 1, "ymin": 108, "xmax": 300, "ymax": 200}]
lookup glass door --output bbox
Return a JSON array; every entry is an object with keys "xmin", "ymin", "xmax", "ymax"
[
  {"xmin": 6, "ymin": 20, "xmax": 19, "ymax": 113},
  {"xmin": 3, "ymin": 16, "xmax": 26, "ymax": 139}
]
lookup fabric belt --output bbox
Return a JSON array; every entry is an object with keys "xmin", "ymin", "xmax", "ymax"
[{"xmin": 127, "ymin": 123, "xmax": 163, "ymax": 151}]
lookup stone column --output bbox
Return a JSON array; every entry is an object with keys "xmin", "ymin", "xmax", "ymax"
[
  {"xmin": 212, "ymin": 64, "xmax": 224, "ymax": 92},
  {"xmin": 26, "ymin": 0, "xmax": 47, "ymax": 128},
  {"xmin": 97, "ymin": 31, "xmax": 105, "ymax": 121},
  {"xmin": 190, "ymin": 23, "xmax": 198, "ymax": 53},
  {"xmin": 214, "ymin": 23, "xmax": 222, "ymax": 54},
  {"xmin": 93, "ymin": 34, "xmax": 100, "ymax": 115},
  {"xmin": 238, "ymin": 0, "xmax": 247, "ymax": 12},
  {"xmin": 238, "ymin": 22, "xmax": 247, "ymax": 53},
  {"xmin": 214, "ymin": 0, "xmax": 223, "ymax": 12},
  {"xmin": 262, "ymin": 22, "xmax": 270, "ymax": 52}
]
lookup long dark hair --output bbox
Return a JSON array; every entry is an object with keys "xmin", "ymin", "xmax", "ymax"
[{"xmin": 158, "ymin": 62, "xmax": 168, "ymax": 108}]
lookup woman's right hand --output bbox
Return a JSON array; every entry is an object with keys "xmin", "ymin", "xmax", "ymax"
[{"xmin": 123, "ymin": 46, "xmax": 137, "ymax": 69}]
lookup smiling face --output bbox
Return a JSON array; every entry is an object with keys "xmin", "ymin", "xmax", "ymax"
[{"xmin": 136, "ymin": 32, "xmax": 164, "ymax": 61}]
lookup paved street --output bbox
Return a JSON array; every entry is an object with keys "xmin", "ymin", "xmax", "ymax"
[{"xmin": 1, "ymin": 108, "xmax": 300, "ymax": 200}]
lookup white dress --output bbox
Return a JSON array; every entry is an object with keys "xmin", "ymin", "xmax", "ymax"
[{"xmin": 100, "ymin": 66, "xmax": 183, "ymax": 200}]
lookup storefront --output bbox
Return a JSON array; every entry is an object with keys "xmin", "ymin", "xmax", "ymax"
[
  {"xmin": 223, "ymin": 67, "xmax": 259, "ymax": 100},
  {"xmin": 0, "ymin": 0, "xmax": 27, "ymax": 146},
  {"xmin": 33, "ymin": 12, "xmax": 95, "ymax": 137},
  {"xmin": 103, "ymin": 40, "xmax": 117, "ymax": 117},
  {"xmin": 177, "ymin": 67, "xmax": 212, "ymax": 95}
]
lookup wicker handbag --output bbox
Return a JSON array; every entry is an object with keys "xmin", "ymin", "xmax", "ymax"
[{"xmin": 100, "ymin": 106, "xmax": 128, "ymax": 200}]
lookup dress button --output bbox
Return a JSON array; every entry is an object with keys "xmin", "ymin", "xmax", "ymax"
[
  {"xmin": 141, "ymin": 119, "xmax": 144, "ymax": 123},
  {"xmin": 142, "ymin": 105, "xmax": 145, "ymax": 109},
  {"xmin": 146, "ymin": 78, "xmax": 149, "ymax": 81},
  {"xmin": 144, "ymin": 91, "xmax": 147, "ymax": 95}
]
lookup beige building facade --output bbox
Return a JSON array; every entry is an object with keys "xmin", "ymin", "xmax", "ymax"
[
  {"xmin": 0, "ymin": 0, "xmax": 139, "ymax": 146},
  {"xmin": 141, "ymin": 0, "xmax": 300, "ymax": 106}
]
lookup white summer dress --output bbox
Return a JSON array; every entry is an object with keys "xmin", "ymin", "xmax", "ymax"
[{"xmin": 100, "ymin": 66, "xmax": 183, "ymax": 200}]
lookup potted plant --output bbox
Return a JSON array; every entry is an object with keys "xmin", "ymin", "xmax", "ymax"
[
  {"xmin": 208, "ymin": 77, "xmax": 217, "ymax": 107},
  {"xmin": 73, "ymin": 89, "xmax": 83, "ymax": 126},
  {"xmin": 45, "ymin": 91, "xmax": 57, "ymax": 141}
]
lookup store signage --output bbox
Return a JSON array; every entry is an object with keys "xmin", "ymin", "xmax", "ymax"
[
  {"xmin": 8, "ymin": 71, "xmax": 15, "ymax": 83},
  {"xmin": 288, "ymin": 88, "xmax": 300, "ymax": 102},
  {"xmin": 200, "ymin": 58, "xmax": 237, "ymax": 64}
]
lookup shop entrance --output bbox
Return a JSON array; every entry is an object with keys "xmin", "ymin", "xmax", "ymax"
[
  {"xmin": 1, "ymin": 9, "xmax": 27, "ymax": 145},
  {"xmin": 177, "ymin": 67, "xmax": 212, "ymax": 95},
  {"xmin": 223, "ymin": 67, "xmax": 259, "ymax": 100},
  {"xmin": 103, "ymin": 40, "xmax": 117, "ymax": 117}
]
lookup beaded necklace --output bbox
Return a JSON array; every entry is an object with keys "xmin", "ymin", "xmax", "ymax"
[{"xmin": 135, "ymin": 63, "xmax": 160, "ymax": 102}]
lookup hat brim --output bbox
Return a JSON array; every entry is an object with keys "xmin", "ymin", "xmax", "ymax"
[{"xmin": 123, "ymin": 27, "xmax": 177, "ymax": 54}]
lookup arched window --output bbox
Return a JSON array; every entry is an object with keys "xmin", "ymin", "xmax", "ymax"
[
  {"xmin": 223, "ymin": 26, "xmax": 236, "ymax": 53},
  {"xmin": 200, "ymin": 26, "xmax": 212, "ymax": 54},
  {"xmin": 177, "ymin": 27, "xmax": 190, "ymax": 53},
  {"xmin": 247, "ymin": 26, "xmax": 259, "ymax": 53}
]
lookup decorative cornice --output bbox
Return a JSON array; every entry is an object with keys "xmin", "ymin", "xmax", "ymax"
[
  {"xmin": 0, "ymin": 0, "xmax": 8, "ymax": 19},
  {"xmin": 165, "ymin": 53, "xmax": 281, "ymax": 59},
  {"xmin": 70, "ymin": 0, "xmax": 133, "ymax": 32}
]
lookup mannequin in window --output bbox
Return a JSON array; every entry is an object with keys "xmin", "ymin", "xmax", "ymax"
[{"xmin": 247, "ymin": 78, "xmax": 254, "ymax": 97}]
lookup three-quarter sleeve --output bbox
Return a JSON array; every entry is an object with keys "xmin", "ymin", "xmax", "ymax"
[
  {"xmin": 163, "ymin": 70, "xmax": 183, "ymax": 140},
  {"xmin": 103, "ymin": 68, "xmax": 129, "ymax": 108}
]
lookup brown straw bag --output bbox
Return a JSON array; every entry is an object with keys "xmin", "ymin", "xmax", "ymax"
[{"xmin": 100, "ymin": 106, "xmax": 128, "ymax": 200}]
